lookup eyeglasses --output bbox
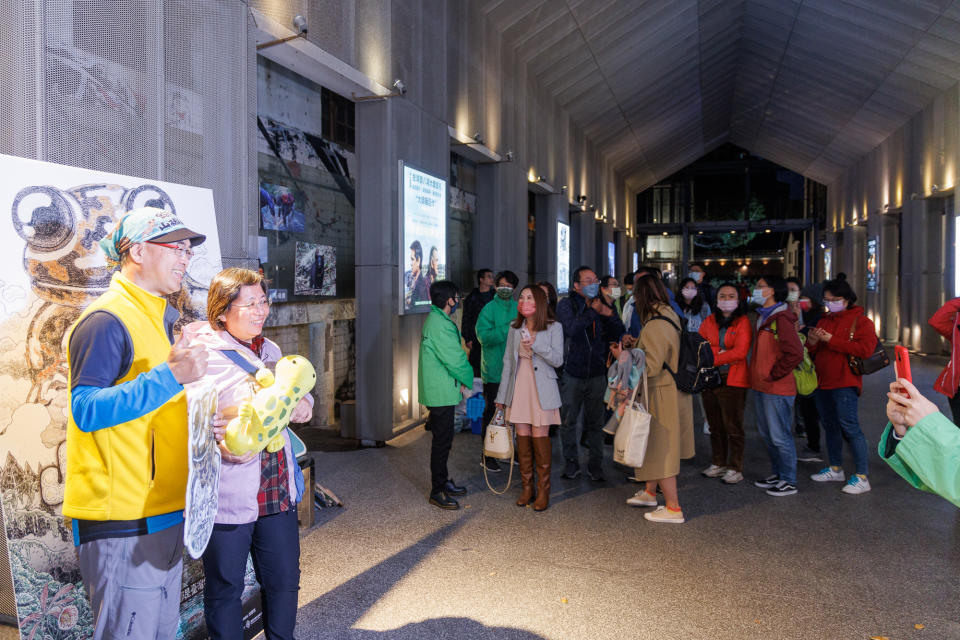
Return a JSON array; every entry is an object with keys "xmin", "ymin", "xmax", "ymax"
[
  {"xmin": 147, "ymin": 241, "xmax": 194, "ymax": 259},
  {"xmin": 232, "ymin": 299, "xmax": 270, "ymax": 311}
]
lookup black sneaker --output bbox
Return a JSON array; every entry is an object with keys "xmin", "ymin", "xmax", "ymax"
[
  {"xmin": 561, "ymin": 459, "xmax": 581, "ymax": 479},
  {"xmin": 797, "ymin": 447, "xmax": 823, "ymax": 462},
  {"xmin": 587, "ymin": 467, "xmax": 606, "ymax": 482},
  {"xmin": 766, "ymin": 481, "xmax": 798, "ymax": 497},
  {"xmin": 428, "ymin": 490, "xmax": 460, "ymax": 510},
  {"xmin": 754, "ymin": 474, "xmax": 779, "ymax": 489},
  {"xmin": 443, "ymin": 479, "xmax": 466, "ymax": 496},
  {"xmin": 482, "ymin": 457, "xmax": 501, "ymax": 473}
]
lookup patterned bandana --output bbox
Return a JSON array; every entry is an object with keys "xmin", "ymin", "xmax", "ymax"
[{"xmin": 98, "ymin": 206, "xmax": 206, "ymax": 265}]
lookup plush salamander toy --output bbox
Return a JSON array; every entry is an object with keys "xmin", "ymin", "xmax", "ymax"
[{"xmin": 223, "ymin": 355, "xmax": 317, "ymax": 456}]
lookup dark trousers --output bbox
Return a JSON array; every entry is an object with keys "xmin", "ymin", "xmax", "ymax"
[
  {"xmin": 796, "ymin": 393, "xmax": 821, "ymax": 451},
  {"xmin": 949, "ymin": 389, "xmax": 960, "ymax": 426},
  {"xmin": 202, "ymin": 508, "xmax": 300, "ymax": 640},
  {"xmin": 702, "ymin": 386, "xmax": 747, "ymax": 472},
  {"xmin": 558, "ymin": 373, "xmax": 606, "ymax": 470},
  {"xmin": 427, "ymin": 405, "xmax": 456, "ymax": 492},
  {"xmin": 481, "ymin": 382, "xmax": 500, "ymax": 444},
  {"xmin": 469, "ymin": 344, "xmax": 482, "ymax": 378}
]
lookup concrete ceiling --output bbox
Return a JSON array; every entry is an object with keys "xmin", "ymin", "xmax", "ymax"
[{"xmin": 478, "ymin": 0, "xmax": 960, "ymax": 192}]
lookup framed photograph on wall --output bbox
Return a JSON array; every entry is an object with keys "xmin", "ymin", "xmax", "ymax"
[{"xmin": 399, "ymin": 162, "xmax": 446, "ymax": 315}]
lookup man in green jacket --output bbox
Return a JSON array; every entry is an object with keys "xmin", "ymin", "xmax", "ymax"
[
  {"xmin": 418, "ymin": 280, "xmax": 475, "ymax": 509},
  {"xmin": 476, "ymin": 270, "xmax": 519, "ymax": 472},
  {"xmin": 882, "ymin": 377, "xmax": 960, "ymax": 508}
]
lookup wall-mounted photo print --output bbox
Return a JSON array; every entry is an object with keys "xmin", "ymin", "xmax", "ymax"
[
  {"xmin": 260, "ymin": 182, "xmax": 306, "ymax": 232},
  {"xmin": 294, "ymin": 242, "xmax": 336, "ymax": 296}
]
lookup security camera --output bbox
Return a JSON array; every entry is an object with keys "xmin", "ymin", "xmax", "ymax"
[
  {"xmin": 504, "ymin": 150, "xmax": 514, "ymax": 162},
  {"xmin": 293, "ymin": 15, "xmax": 308, "ymax": 35},
  {"xmin": 393, "ymin": 79, "xmax": 406, "ymax": 95}
]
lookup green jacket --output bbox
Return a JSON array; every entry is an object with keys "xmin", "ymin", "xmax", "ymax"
[
  {"xmin": 418, "ymin": 306, "xmax": 474, "ymax": 407},
  {"xmin": 879, "ymin": 412, "xmax": 960, "ymax": 508},
  {"xmin": 475, "ymin": 296, "xmax": 517, "ymax": 383}
]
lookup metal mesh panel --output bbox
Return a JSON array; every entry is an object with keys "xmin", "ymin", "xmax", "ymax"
[
  {"xmin": 0, "ymin": 504, "xmax": 15, "ymax": 621},
  {"xmin": 0, "ymin": 0, "xmax": 40, "ymax": 158},
  {"xmin": 163, "ymin": 0, "xmax": 253, "ymax": 264}
]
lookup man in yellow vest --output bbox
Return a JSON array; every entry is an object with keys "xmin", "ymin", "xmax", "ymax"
[{"xmin": 64, "ymin": 207, "xmax": 209, "ymax": 639}]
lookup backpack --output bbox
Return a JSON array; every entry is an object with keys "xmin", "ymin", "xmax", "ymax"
[
  {"xmin": 770, "ymin": 321, "xmax": 818, "ymax": 395},
  {"xmin": 651, "ymin": 315, "xmax": 722, "ymax": 393}
]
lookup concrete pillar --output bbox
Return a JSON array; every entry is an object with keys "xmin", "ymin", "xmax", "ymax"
[
  {"xmin": 879, "ymin": 213, "xmax": 900, "ymax": 343},
  {"xmin": 477, "ymin": 161, "xmax": 526, "ymax": 277},
  {"xmin": 532, "ymin": 192, "xmax": 568, "ymax": 285}
]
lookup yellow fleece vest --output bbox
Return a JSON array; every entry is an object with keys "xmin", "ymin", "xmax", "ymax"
[{"xmin": 62, "ymin": 272, "xmax": 187, "ymax": 521}]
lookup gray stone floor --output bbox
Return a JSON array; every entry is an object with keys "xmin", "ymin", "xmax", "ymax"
[{"xmin": 292, "ymin": 355, "xmax": 960, "ymax": 639}]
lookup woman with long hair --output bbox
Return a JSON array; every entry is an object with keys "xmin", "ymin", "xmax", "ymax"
[
  {"xmin": 496, "ymin": 285, "xmax": 564, "ymax": 511},
  {"xmin": 698, "ymin": 283, "xmax": 752, "ymax": 484},
  {"xmin": 426, "ymin": 246, "xmax": 440, "ymax": 286},
  {"xmin": 677, "ymin": 276, "xmax": 711, "ymax": 332},
  {"xmin": 623, "ymin": 274, "xmax": 693, "ymax": 523}
]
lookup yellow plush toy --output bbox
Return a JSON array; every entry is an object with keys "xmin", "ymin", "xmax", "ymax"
[{"xmin": 224, "ymin": 355, "xmax": 317, "ymax": 456}]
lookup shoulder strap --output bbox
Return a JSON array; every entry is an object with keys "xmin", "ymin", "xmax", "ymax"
[
  {"xmin": 848, "ymin": 316, "xmax": 857, "ymax": 341},
  {"xmin": 220, "ymin": 349, "xmax": 261, "ymax": 376},
  {"xmin": 651, "ymin": 314, "xmax": 681, "ymax": 333}
]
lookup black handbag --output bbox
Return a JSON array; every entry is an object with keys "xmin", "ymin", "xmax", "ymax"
[{"xmin": 846, "ymin": 318, "xmax": 890, "ymax": 375}]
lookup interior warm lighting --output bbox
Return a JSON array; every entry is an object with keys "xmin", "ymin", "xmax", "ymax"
[
  {"xmin": 528, "ymin": 168, "xmax": 537, "ymax": 183},
  {"xmin": 399, "ymin": 388, "xmax": 409, "ymax": 406},
  {"xmin": 730, "ymin": 230, "xmax": 736, "ymax": 235},
  {"xmin": 662, "ymin": 231, "xmax": 668, "ymax": 236},
  {"xmin": 764, "ymin": 228, "xmax": 771, "ymax": 233}
]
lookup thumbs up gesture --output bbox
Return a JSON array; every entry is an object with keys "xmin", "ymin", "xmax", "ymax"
[{"xmin": 168, "ymin": 332, "xmax": 208, "ymax": 385}]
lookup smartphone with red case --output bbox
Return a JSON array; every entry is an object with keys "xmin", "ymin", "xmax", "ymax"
[{"xmin": 894, "ymin": 345, "xmax": 912, "ymax": 397}]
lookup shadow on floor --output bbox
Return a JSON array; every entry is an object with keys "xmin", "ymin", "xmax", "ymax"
[{"xmin": 296, "ymin": 516, "xmax": 548, "ymax": 640}]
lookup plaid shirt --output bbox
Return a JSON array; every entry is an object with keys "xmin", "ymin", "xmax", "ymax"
[{"xmin": 257, "ymin": 448, "xmax": 290, "ymax": 517}]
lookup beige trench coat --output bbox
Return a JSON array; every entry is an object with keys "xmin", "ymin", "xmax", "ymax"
[{"xmin": 633, "ymin": 305, "xmax": 695, "ymax": 481}]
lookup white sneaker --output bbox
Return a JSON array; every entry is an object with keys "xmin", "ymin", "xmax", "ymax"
[
  {"xmin": 644, "ymin": 505, "xmax": 685, "ymax": 523},
  {"xmin": 721, "ymin": 469, "xmax": 743, "ymax": 484},
  {"xmin": 701, "ymin": 464, "xmax": 725, "ymax": 478},
  {"xmin": 810, "ymin": 467, "xmax": 845, "ymax": 482},
  {"xmin": 842, "ymin": 475, "xmax": 871, "ymax": 494},
  {"xmin": 702, "ymin": 421, "xmax": 710, "ymax": 434},
  {"xmin": 626, "ymin": 490, "xmax": 658, "ymax": 507}
]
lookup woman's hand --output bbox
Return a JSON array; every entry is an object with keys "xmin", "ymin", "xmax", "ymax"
[
  {"xmin": 495, "ymin": 403, "xmax": 505, "ymax": 412},
  {"xmin": 621, "ymin": 334, "xmax": 636, "ymax": 349},
  {"xmin": 290, "ymin": 396, "xmax": 313, "ymax": 423},
  {"xmin": 610, "ymin": 341, "xmax": 623, "ymax": 359},
  {"xmin": 811, "ymin": 327, "xmax": 832, "ymax": 343},
  {"xmin": 886, "ymin": 378, "xmax": 939, "ymax": 435},
  {"xmin": 212, "ymin": 412, "xmax": 257, "ymax": 464},
  {"xmin": 518, "ymin": 341, "xmax": 533, "ymax": 358}
]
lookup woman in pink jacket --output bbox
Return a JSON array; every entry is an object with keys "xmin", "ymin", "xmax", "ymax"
[{"xmin": 184, "ymin": 268, "xmax": 313, "ymax": 640}]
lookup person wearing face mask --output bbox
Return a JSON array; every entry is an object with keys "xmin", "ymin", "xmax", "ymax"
[
  {"xmin": 677, "ymin": 277, "xmax": 712, "ymax": 435},
  {"xmin": 790, "ymin": 281, "xmax": 824, "ymax": 463},
  {"xmin": 806, "ymin": 278, "xmax": 878, "ymax": 495},
  {"xmin": 785, "ymin": 277, "xmax": 803, "ymax": 326},
  {"xmin": 476, "ymin": 270, "xmax": 520, "ymax": 472},
  {"xmin": 462, "ymin": 269, "xmax": 495, "ymax": 378},
  {"xmin": 600, "ymin": 275, "xmax": 623, "ymax": 318},
  {"xmin": 688, "ymin": 262, "xmax": 716, "ymax": 308},
  {"xmin": 749, "ymin": 276, "xmax": 805, "ymax": 497},
  {"xmin": 556, "ymin": 266, "xmax": 626, "ymax": 481},
  {"xmin": 495, "ymin": 286, "xmax": 564, "ymax": 510},
  {"xmin": 621, "ymin": 272, "xmax": 635, "ymax": 309},
  {"xmin": 927, "ymin": 296, "xmax": 960, "ymax": 424},
  {"xmin": 698, "ymin": 283, "xmax": 752, "ymax": 484},
  {"xmin": 418, "ymin": 280, "xmax": 475, "ymax": 509}
]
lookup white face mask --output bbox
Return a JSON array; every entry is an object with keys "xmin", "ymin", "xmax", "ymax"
[
  {"xmin": 681, "ymin": 287, "xmax": 698, "ymax": 300},
  {"xmin": 786, "ymin": 290, "xmax": 800, "ymax": 302},
  {"xmin": 609, "ymin": 287, "xmax": 622, "ymax": 299}
]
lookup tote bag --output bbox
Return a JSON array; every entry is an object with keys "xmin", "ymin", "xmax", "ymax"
[
  {"xmin": 483, "ymin": 408, "xmax": 514, "ymax": 460},
  {"xmin": 613, "ymin": 366, "xmax": 652, "ymax": 468}
]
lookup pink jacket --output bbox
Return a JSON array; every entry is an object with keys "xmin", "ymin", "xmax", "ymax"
[{"xmin": 183, "ymin": 321, "xmax": 312, "ymax": 524}]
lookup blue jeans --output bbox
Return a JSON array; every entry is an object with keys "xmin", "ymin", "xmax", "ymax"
[
  {"xmin": 753, "ymin": 392, "xmax": 797, "ymax": 484},
  {"xmin": 815, "ymin": 387, "xmax": 869, "ymax": 476}
]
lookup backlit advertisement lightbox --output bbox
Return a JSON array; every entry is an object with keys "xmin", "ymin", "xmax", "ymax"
[
  {"xmin": 607, "ymin": 241, "xmax": 616, "ymax": 277},
  {"xmin": 866, "ymin": 237, "xmax": 878, "ymax": 292},
  {"xmin": 633, "ymin": 251, "xmax": 638, "ymax": 272},
  {"xmin": 399, "ymin": 162, "xmax": 446, "ymax": 314},
  {"xmin": 557, "ymin": 221, "xmax": 570, "ymax": 294}
]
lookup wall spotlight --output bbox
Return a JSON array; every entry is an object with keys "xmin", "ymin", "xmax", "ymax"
[
  {"xmin": 819, "ymin": 242, "xmax": 826, "ymax": 249},
  {"xmin": 932, "ymin": 184, "xmax": 940, "ymax": 193},
  {"xmin": 577, "ymin": 195, "xmax": 588, "ymax": 203},
  {"xmin": 354, "ymin": 77, "xmax": 408, "ymax": 101},
  {"xmin": 883, "ymin": 203, "xmax": 890, "ymax": 212},
  {"xmin": 392, "ymin": 79, "xmax": 406, "ymax": 95},
  {"xmin": 472, "ymin": 132, "xmax": 485, "ymax": 145},
  {"xmin": 504, "ymin": 150, "xmax": 514, "ymax": 162},
  {"xmin": 293, "ymin": 14, "xmax": 308, "ymax": 35}
]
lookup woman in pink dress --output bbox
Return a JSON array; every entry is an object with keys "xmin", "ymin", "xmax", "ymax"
[{"xmin": 496, "ymin": 285, "xmax": 564, "ymax": 510}]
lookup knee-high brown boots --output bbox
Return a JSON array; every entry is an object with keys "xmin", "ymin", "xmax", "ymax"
[
  {"xmin": 532, "ymin": 436, "xmax": 551, "ymax": 511},
  {"xmin": 515, "ymin": 435, "xmax": 535, "ymax": 507}
]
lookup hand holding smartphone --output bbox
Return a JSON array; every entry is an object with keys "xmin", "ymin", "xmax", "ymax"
[{"xmin": 894, "ymin": 345, "xmax": 912, "ymax": 398}]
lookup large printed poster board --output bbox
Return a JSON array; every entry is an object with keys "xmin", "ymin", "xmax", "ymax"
[
  {"xmin": 399, "ymin": 163, "xmax": 446, "ymax": 315},
  {"xmin": 866, "ymin": 237, "xmax": 878, "ymax": 292},
  {"xmin": 557, "ymin": 222, "xmax": 570, "ymax": 294},
  {"xmin": 0, "ymin": 154, "xmax": 228, "ymax": 639}
]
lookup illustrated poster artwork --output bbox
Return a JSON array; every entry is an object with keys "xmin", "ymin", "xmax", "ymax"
[
  {"xmin": 0, "ymin": 153, "xmax": 223, "ymax": 639},
  {"xmin": 184, "ymin": 381, "xmax": 220, "ymax": 560},
  {"xmin": 294, "ymin": 242, "xmax": 336, "ymax": 296}
]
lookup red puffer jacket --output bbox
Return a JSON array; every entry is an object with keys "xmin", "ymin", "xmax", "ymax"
[
  {"xmin": 807, "ymin": 305, "xmax": 878, "ymax": 394},
  {"xmin": 749, "ymin": 305, "xmax": 804, "ymax": 396},
  {"xmin": 929, "ymin": 298, "xmax": 960, "ymax": 397},
  {"xmin": 699, "ymin": 314, "xmax": 752, "ymax": 388}
]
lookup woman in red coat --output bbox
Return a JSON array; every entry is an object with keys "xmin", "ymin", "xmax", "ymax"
[
  {"xmin": 698, "ymin": 283, "xmax": 752, "ymax": 484},
  {"xmin": 806, "ymin": 278, "xmax": 878, "ymax": 494},
  {"xmin": 928, "ymin": 297, "xmax": 960, "ymax": 423}
]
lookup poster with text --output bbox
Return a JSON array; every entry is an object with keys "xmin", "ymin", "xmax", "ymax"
[
  {"xmin": 866, "ymin": 237, "xmax": 878, "ymax": 292},
  {"xmin": 294, "ymin": 242, "xmax": 336, "ymax": 296},
  {"xmin": 632, "ymin": 252, "xmax": 639, "ymax": 272},
  {"xmin": 0, "ymin": 153, "xmax": 233, "ymax": 639},
  {"xmin": 607, "ymin": 242, "xmax": 616, "ymax": 277},
  {"xmin": 557, "ymin": 222, "xmax": 570, "ymax": 294},
  {"xmin": 400, "ymin": 164, "xmax": 446, "ymax": 314},
  {"xmin": 823, "ymin": 248, "xmax": 833, "ymax": 281}
]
